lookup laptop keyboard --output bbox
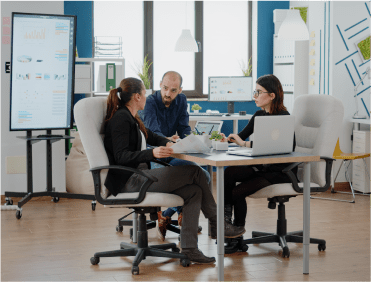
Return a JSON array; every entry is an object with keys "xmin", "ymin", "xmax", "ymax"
[{"xmin": 189, "ymin": 112, "xmax": 224, "ymax": 116}]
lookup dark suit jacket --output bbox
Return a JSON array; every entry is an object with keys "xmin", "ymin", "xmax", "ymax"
[{"xmin": 104, "ymin": 106, "xmax": 169, "ymax": 196}]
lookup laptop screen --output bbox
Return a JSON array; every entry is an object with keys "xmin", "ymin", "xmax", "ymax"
[{"xmin": 195, "ymin": 121, "xmax": 223, "ymax": 135}]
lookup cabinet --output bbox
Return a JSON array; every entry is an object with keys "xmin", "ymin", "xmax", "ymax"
[
  {"xmin": 352, "ymin": 130, "xmax": 370, "ymax": 193},
  {"xmin": 74, "ymin": 58, "xmax": 125, "ymax": 96},
  {"xmin": 273, "ymin": 36, "xmax": 309, "ymax": 113}
]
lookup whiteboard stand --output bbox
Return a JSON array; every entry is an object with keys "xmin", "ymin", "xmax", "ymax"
[{"xmin": 4, "ymin": 130, "xmax": 96, "ymax": 219}]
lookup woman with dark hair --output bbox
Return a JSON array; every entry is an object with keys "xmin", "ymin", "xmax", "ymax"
[
  {"xmin": 104, "ymin": 77, "xmax": 244, "ymax": 264},
  {"xmin": 221, "ymin": 74, "xmax": 296, "ymax": 228}
]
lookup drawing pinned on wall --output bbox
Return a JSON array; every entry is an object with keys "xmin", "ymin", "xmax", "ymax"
[
  {"xmin": 310, "ymin": 31, "xmax": 315, "ymax": 38},
  {"xmin": 310, "ymin": 59, "xmax": 315, "ymax": 66},
  {"xmin": 310, "ymin": 69, "xmax": 315, "ymax": 76},
  {"xmin": 310, "ymin": 40, "xmax": 315, "ymax": 46},
  {"xmin": 309, "ymin": 49, "xmax": 315, "ymax": 55},
  {"xmin": 309, "ymin": 79, "xmax": 315, "ymax": 86},
  {"xmin": 355, "ymin": 35, "xmax": 370, "ymax": 62},
  {"xmin": 2, "ymin": 26, "xmax": 10, "ymax": 35},
  {"xmin": 2, "ymin": 36, "xmax": 10, "ymax": 44},
  {"xmin": 2, "ymin": 17, "xmax": 10, "ymax": 25}
]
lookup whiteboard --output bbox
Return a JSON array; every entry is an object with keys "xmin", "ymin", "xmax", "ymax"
[
  {"xmin": 208, "ymin": 76, "xmax": 253, "ymax": 102},
  {"xmin": 10, "ymin": 12, "xmax": 76, "ymax": 131}
]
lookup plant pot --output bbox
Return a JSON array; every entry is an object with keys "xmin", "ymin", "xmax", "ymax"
[
  {"xmin": 193, "ymin": 110, "xmax": 199, "ymax": 113},
  {"xmin": 145, "ymin": 89, "xmax": 152, "ymax": 97},
  {"xmin": 215, "ymin": 141, "xmax": 229, "ymax": 151}
]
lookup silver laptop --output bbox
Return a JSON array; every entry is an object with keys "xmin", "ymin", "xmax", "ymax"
[{"xmin": 227, "ymin": 115, "xmax": 295, "ymax": 157}]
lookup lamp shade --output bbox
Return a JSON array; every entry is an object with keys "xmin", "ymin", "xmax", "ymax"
[
  {"xmin": 277, "ymin": 9, "xmax": 309, "ymax": 41},
  {"xmin": 175, "ymin": 29, "xmax": 198, "ymax": 52}
]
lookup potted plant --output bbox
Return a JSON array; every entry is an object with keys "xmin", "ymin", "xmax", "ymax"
[
  {"xmin": 209, "ymin": 131, "xmax": 228, "ymax": 150},
  {"xmin": 191, "ymin": 104, "xmax": 202, "ymax": 113},
  {"xmin": 240, "ymin": 57, "xmax": 252, "ymax": 77},
  {"xmin": 134, "ymin": 54, "xmax": 153, "ymax": 96}
]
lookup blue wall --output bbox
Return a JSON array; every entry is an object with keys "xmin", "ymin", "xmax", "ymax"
[
  {"xmin": 64, "ymin": 1, "xmax": 93, "ymax": 105},
  {"xmin": 257, "ymin": 1, "xmax": 289, "ymax": 77}
]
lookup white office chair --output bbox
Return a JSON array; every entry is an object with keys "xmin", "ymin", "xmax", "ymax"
[
  {"xmin": 225, "ymin": 94, "xmax": 344, "ymax": 258},
  {"xmin": 74, "ymin": 97, "xmax": 191, "ymax": 275}
]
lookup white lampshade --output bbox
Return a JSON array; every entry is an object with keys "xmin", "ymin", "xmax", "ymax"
[
  {"xmin": 277, "ymin": 9, "xmax": 309, "ymax": 41},
  {"xmin": 175, "ymin": 29, "xmax": 198, "ymax": 52}
]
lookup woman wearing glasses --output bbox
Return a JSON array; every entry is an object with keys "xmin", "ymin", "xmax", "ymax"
[{"xmin": 222, "ymin": 74, "xmax": 296, "ymax": 229}]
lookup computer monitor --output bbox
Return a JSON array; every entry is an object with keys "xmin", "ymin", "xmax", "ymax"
[
  {"xmin": 208, "ymin": 76, "xmax": 253, "ymax": 113},
  {"xmin": 10, "ymin": 12, "xmax": 76, "ymax": 131}
]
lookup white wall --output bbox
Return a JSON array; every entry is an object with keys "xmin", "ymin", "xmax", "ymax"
[{"xmin": 1, "ymin": 1, "xmax": 66, "ymax": 194}]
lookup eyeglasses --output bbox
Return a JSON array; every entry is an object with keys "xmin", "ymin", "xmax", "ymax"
[{"xmin": 253, "ymin": 90, "xmax": 270, "ymax": 97}]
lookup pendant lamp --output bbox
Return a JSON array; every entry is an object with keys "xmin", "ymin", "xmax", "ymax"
[
  {"xmin": 175, "ymin": 29, "xmax": 198, "ymax": 52},
  {"xmin": 277, "ymin": 9, "xmax": 309, "ymax": 41}
]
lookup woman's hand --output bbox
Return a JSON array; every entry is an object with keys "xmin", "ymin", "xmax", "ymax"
[
  {"xmin": 227, "ymin": 134, "xmax": 244, "ymax": 146},
  {"xmin": 219, "ymin": 132, "xmax": 228, "ymax": 142},
  {"xmin": 153, "ymin": 146, "xmax": 174, "ymax": 158}
]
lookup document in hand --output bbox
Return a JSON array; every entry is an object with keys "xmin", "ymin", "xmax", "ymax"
[{"xmin": 171, "ymin": 134, "xmax": 212, "ymax": 153}]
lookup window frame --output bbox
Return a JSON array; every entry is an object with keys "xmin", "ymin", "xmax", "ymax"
[{"xmin": 144, "ymin": 1, "xmax": 252, "ymax": 98}]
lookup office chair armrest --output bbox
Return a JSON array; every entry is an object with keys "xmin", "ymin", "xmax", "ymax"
[
  {"xmin": 89, "ymin": 165, "xmax": 158, "ymax": 206},
  {"xmin": 152, "ymin": 159, "xmax": 172, "ymax": 167},
  {"xmin": 282, "ymin": 157, "xmax": 334, "ymax": 193}
]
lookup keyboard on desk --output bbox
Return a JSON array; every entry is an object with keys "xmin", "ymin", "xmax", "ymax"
[{"xmin": 189, "ymin": 112, "xmax": 224, "ymax": 116}]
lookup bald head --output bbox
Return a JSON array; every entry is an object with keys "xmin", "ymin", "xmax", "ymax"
[{"xmin": 161, "ymin": 71, "xmax": 183, "ymax": 88}]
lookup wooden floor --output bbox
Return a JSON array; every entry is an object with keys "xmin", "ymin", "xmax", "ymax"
[{"xmin": 2, "ymin": 179, "xmax": 370, "ymax": 281}]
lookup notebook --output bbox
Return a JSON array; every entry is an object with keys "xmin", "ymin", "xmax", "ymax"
[{"xmin": 227, "ymin": 115, "xmax": 295, "ymax": 157}]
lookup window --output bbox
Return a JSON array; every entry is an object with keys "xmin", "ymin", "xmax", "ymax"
[{"xmin": 94, "ymin": 1, "xmax": 251, "ymax": 97}]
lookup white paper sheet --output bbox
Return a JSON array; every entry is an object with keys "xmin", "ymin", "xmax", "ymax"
[{"xmin": 171, "ymin": 134, "xmax": 212, "ymax": 153}]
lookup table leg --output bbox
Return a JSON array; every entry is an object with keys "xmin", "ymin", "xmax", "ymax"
[
  {"xmin": 303, "ymin": 162, "xmax": 311, "ymax": 274},
  {"xmin": 216, "ymin": 166, "xmax": 224, "ymax": 281},
  {"xmin": 207, "ymin": 165, "xmax": 213, "ymax": 236},
  {"xmin": 233, "ymin": 120, "xmax": 238, "ymax": 134}
]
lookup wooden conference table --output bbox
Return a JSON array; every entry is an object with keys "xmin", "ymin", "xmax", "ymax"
[{"xmin": 171, "ymin": 150, "xmax": 320, "ymax": 281}]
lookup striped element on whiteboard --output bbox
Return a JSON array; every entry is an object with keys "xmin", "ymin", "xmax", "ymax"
[
  {"xmin": 345, "ymin": 63, "xmax": 355, "ymax": 86},
  {"xmin": 344, "ymin": 18, "xmax": 367, "ymax": 31},
  {"xmin": 336, "ymin": 24, "xmax": 349, "ymax": 51}
]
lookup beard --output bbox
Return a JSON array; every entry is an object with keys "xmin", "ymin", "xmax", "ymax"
[{"xmin": 162, "ymin": 96, "xmax": 174, "ymax": 106}]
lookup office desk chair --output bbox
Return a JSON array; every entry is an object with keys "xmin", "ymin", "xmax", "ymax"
[
  {"xmin": 225, "ymin": 94, "xmax": 344, "ymax": 258},
  {"xmin": 311, "ymin": 138, "xmax": 370, "ymax": 203},
  {"xmin": 74, "ymin": 97, "xmax": 190, "ymax": 275}
]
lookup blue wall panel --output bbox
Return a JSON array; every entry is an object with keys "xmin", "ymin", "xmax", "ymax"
[
  {"xmin": 257, "ymin": 1, "xmax": 289, "ymax": 78},
  {"xmin": 64, "ymin": 1, "xmax": 93, "ymax": 105}
]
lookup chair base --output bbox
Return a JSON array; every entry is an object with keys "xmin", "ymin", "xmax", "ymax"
[
  {"xmin": 92, "ymin": 211, "xmax": 190, "ymax": 275},
  {"xmin": 225, "ymin": 199, "xmax": 326, "ymax": 257}
]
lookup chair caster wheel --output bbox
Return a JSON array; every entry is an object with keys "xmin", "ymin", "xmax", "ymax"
[
  {"xmin": 282, "ymin": 247, "xmax": 290, "ymax": 258},
  {"xmin": 241, "ymin": 244, "xmax": 249, "ymax": 252},
  {"xmin": 131, "ymin": 265, "xmax": 139, "ymax": 275},
  {"xmin": 180, "ymin": 258, "xmax": 190, "ymax": 267},
  {"xmin": 318, "ymin": 244, "xmax": 326, "ymax": 251},
  {"xmin": 116, "ymin": 225, "xmax": 123, "ymax": 232},
  {"xmin": 5, "ymin": 198, "xmax": 13, "ymax": 205},
  {"xmin": 90, "ymin": 257, "xmax": 99, "ymax": 265},
  {"xmin": 92, "ymin": 203, "xmax": 96, "ymax": 211},
  {"xmin": 172, "ymin": 247, "xmax": 180, "ymax": 253},
  {"xmin": 52, "ymin": 197, "xmax": 59, "ymax": 203},
  {"xmin": 197, "ymin": 225, "xmax": 202, "ymax": 233},
  {"xmin": 16, "ymin": 210, "xmax": 22, "ymax": 219}
]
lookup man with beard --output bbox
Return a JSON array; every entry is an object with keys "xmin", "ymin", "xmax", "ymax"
[{"xmin": 143, "ymin": 71, "xmax": 211, "ymax": 241}]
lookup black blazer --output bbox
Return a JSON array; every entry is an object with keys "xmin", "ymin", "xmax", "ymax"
[{"xmin": 104, "ymin": 106, "xmax": 169, "ymax": 196}]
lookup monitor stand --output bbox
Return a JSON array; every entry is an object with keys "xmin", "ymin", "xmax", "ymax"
[{"xmin": 227, "ymin": 102, "xmax": 234, "ymax": 114}]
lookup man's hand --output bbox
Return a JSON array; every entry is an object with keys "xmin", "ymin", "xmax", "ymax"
[
  {"xmin": 167, "ymin": 135, "xmax": 180, "ymax": 142},
  {"xmin": 153, "ymin": 146, "xmax": 174, "ymax": 158}
]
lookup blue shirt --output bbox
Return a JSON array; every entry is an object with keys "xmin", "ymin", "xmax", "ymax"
[{"xmin": 143, "ymin": 90, "xmax": 191, "ymax": 139}]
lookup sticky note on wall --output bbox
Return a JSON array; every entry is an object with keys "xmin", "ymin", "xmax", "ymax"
[
  {"xmin": 310, "ymin": 59, "xmax": 315, "ymax": 66},
  {"xmin": 309, "ymin": 79, "xmax": 315, "ymax": 86},
  {"xmin": 310, "ymin": 69, "xmax": 315, "ymax": 76},
  {"xmin": 309, "ymin": 49, "xmax": 315, "ymax": 55},
  {"xmin": 310, "ymin": 40, "xmax": 315, "ymax": 46},
  {"xmin": 310, "ymin": 31, "xmax": 315, "ymax": 38}
]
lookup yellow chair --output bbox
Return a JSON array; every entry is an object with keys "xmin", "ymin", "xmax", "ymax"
[{"xmin": 312, "ymin": 138, "xmax": 370, "ymax": 203}]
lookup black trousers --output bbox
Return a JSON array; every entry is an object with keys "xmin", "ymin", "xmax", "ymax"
[{"xmin": 224, "ymin": 165, "xmax": 292, "ymax": 226}]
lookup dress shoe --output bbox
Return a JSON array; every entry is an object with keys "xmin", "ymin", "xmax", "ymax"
[
  {"xmin": 209, "ymin": 217, "xmax": 246, "ymax": 239},
  {"xmin": 156, "ymin": 211, "xmax": 171, "ymax": 241},
  {"xmin": 181, "ymin": 248, "xmax": 216, "ymax": 264}
]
